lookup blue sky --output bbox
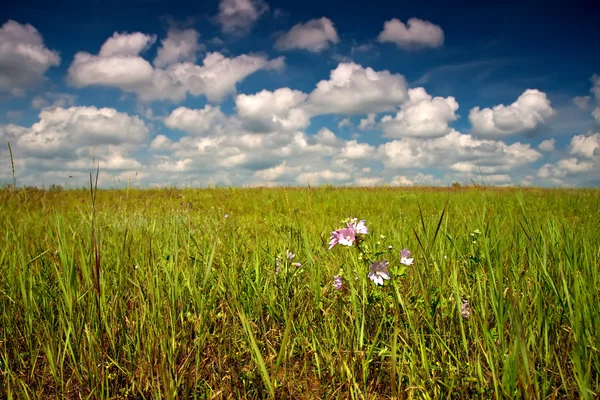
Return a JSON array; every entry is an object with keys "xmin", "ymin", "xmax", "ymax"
[{"xmin": 1, "ymin": 0, "xmax": 599, "ymax": 188}]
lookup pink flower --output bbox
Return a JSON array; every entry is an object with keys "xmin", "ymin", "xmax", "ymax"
[
  {"xmin": 328, "ymin": 227, "xmax": 356, "ymax": 250},
  {"xmin": 400, "ymin": 248, "xmax": 414, "ymax": 266},
  {"xmin": 286, "ymin": 250, "xmax": 295, "ymax": 261},
  {"xmin": 348, "ymin": 218, "xmax": 368, "ymax": 234},
  {"xmin": 333, "ymin": 275, "xmax": 343, "ymax": 290},
  {"xmin": 368, "ymin": 260, "xmax": 390, "ymax": 286},
  {"xmin": 328, "ymin": 217, "xmax": 368, "ymax": 250}
]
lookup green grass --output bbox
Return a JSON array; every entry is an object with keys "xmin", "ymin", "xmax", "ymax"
[{"xmin": 1, "ymin": 185, "xmax": 599, "ymax": 399}]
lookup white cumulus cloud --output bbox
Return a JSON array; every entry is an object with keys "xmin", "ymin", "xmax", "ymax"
[
  {"xmin": 31, "ymin": 92, "xmax": 76, "ymax": 109},
  {"xmin": 469, "ymin": 89, "xmax": 556, "ymax": 136},
  {"xmin": 358, "ymin": 113, "xmax": 376, "ymax": 130},
  {"xmin": 538, "ymin": 138, "xmax": 556, "ymax": 152},
  {"xmin": 235, "ymin": 88, "xmax": 310, "ymax": 132},
  {"xmin": 538, "ymin": 158, "xmax": 594, "ymax": 180},
  {"xmin": 164, "ymin": 105, "xmax": 228, "ymax": 136},
  {"xmin": 0, "ymin": 106, "xmax": 148, "ymax": 178},
  {"xmin": 572, "ymin": 96, "xmax": 591, "ymax": 110},
  {"xmin": 379, "ymin": 130, "xmax": 542, "ymax": 174},
  {"xmin": 590, "ymin": 75, "xmax": 600, "ymax": 124},
  {"xmin": 275, "ymin": 17, "xmax": 339, "ymax": 53},
  {"xmin": 68, "ymin": 31, "xmax": 284, "ymax": 103},
  {"xmin": 0, "ymin": 20, "xmax": 61, "ymax": 95},
  {"xmin": 381, "ymin": 87, "xmax": 458, "ymax": 138},
  {"xmin": 217, "ymin": 0, "xmax": 269, "ymax": 35},
  {"xmin": 570, "ymin": 131, "xmax": 600, "ymax": 158},
  {"xmin": 377, "ymin": 18, "xmax": 444, "ymax": 50},
  {"xmin": 308, "ymin": 62, "xmax": 407, "ymax": 115},
  {"xmin": 154, "ymin": 28, "xmax": 203, "ymax": 68},
  {"xmin": 99, "ymin": 31, "xmax": 156, "ymax": 57}
]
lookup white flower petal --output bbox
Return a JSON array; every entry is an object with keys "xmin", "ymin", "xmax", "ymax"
[{"xmin": 401, "ymin": 257, "xmax": 414, "ymax": 266}]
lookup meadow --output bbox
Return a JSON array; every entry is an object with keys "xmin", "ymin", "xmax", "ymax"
[{"xmin": 1, "ymin": 185, "xmax": 599, "ymax": 399}]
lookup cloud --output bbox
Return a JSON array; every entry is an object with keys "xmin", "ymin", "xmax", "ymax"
[
  {"xmin": 538, "ymin": 138, "xmax": 555, "ymax": 152},
  {"xmin": 154, "ymin": 28, "xmax": 203, "ymax": 68},
  {"xmin": 390, "ymin": 173, "xmax": 441, "ymax": 186},
  {"xmin": 68, "ymin": 31, "xmax": 284, "ymax": 102},
  {"xmin": 164, "ymin": 105, "xmax": 228, "ymax": 136},
  {"xmin": 296, "ymin": 170, "xmax": 351, "ymax": 185},
  {"xmin": 0, "ymin": 105, "xmax": 148, "ymax": 177},
  {"xmin": 216, "ymin": 0, "xmax": 269, "ymax": 35},
  {"xmin": 338, "ymin": 118, "xmax": 351, "ymax": 129},
  {"xmin": 353, "ymin": 176, "xmax": 383, "ymax": 186},
  {"xmin": 0, "ymin": 20, "xmax": 60, "ymax": 95},
  {"xmin": 592, "ymin": 75, "xmax": 600, "ymax": 100},
  {"xmin": 358, "ymin": 113, "xmax": 376, "ymax": 130},
  {"xmin": 572, "ymin": 95, "xmax": 591, "ymax": 110},
  {"xmin": 381, "ymin": 87, "xmax": 458, "ymax": 138},
  {"xmin": 593, "ymin": 108, "xmax": 600, "ymax": 124},
  {"xmin": 149, "ymin": 124, "xmax": 364, "ymax": 187},
  {"xmin": 275, "ymin": 17, "xmax": 339, "ymax": 52},
  {"xmin": 590, "ymin": 75, "xmax": 600, "ymax": 123},
  {"xmin": 469, "ymin": 89, "xmax": 556, "ymax": 136},
  {"xmin": 68, "ymin": 32, "xmax": 157, "ymax": 89},
  {"xmin": 308, "ymin": 62, "xmax": 407, "ymax": 115},
  {"xmin": 99, "ymin": 31, "xmax": 156, "ymax": 57},
  {"xmin": 377, "ymin": 18, "xmax": 444, "ymax": 50},
  {"xmin": 31, "ymin": 92, "xmax": 76, "ymax": 109},
  {"xmin": 235, "ymin": 88, "xmax": 310, "ymax": 132},
  {"xmin": 538, "ymin": 158, "xmax": 594, "ymax": 179},
  {"xmin": 570, "ymin": 131, "xmax": 600, "ymax": 158},
  {"xmin": 339, "ymin": 140, "xmax": 376, "ymax": 159},
  {"xmin": 0, "ymin": 105, "xmax": 157, "ymax": 187},
  {"xmin": 351, "ymin": 43, "xmax": 376, "ymax": 54},
  {"xmin": 253, "ymin": 161, "xmax": 299, "ymax": 181},
  {"xmin": 535, "ymin": 131, "xmax": 600, "ymax": 186},
  {"xmin": 379, "ymin": 130, "xmax": 542, "ymax": 174},
  {"xmin": 66, "ymin": 151, "xmax": 142, "ymax": 171},
  {"xmin": 150, "ymin": 134, "xmax": 173, "ymax": 150}
]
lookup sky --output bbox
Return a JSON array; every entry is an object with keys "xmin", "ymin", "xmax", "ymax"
[{"xmin": 1, "ymin": 0, "xmax": 599, "ymax": 188}]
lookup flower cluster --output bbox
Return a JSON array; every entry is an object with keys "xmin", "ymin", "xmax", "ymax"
[
  {"xmin": 327, "ymin": 216, "xmax": 414, "ymax": 287},
  {"xmin": 276, "ymin": 249, "xmax": 303, "ymax": 275},
  {"xmin": 328, "ymin": 217, "xmax": 368, "ymax": 250},
  {"xmin": 333, "ymin": 275, "xmax": 343, "ymax": 290},
  {"xmin": 286, "ymin": 250, "xmax": 302, "ymax": 268},
  {"xmin": 400, "ymin": 248, "xmax": 414, "ymax": 266},
  {"xmin": 368, "ymin": 260, "xmax": 390, "ymax": 286}
]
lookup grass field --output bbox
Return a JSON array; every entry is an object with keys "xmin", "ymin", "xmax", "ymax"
[{"xmin": 1, "ymin": 185, "xmax": 600, "ymax": 399}]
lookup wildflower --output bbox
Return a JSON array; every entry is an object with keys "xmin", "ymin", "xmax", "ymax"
[
  {"xmin": 368, "ymin": 260, "xmax": 390, "ymax": 286},
  {"xmin": 461, "ymin": 300, "xmax": 471, "ymax": 319},
  {"xmin": 292, "ymin": 262, "xmax": 302, "ymax": 268},
  {"xmin": 275, "ymin": 257, "xmax": 282, "ymax": 275},
  {"xmin": 400, "ymin": 248, "xmax": 414, "ymax": 266},
  {"xmin": 286, "ymin": 249, "xmax": 295, "ymax": 261},
  {"xmin": 350, "ymin": 219, "xmax": 368, "ymax": 235},
  {"xmin": 388, "ymin": 245, "xmax": 393, "ymax": 251},
  {"xmin": 333, "ymin": 275, "xmax": 343, "ymax": 290},
  {"xmin": 181, "ymin": 202, "xmax": 185, "ymax": 206},
  {"xmin": 470, "ymin": 229, "xmax": 481, "ymax": 243},
  {"xmin": 328, "ymin": 227, "xmax": 356, "ymax": 250},
  {"xmin": 224, "ymin": 213, "xmax": 229, "ymax": 218}
]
